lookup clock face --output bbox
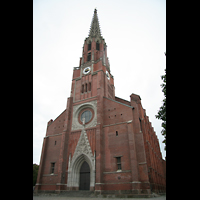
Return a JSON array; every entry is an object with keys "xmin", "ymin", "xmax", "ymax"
[
  {"xmin": 83, "ymin": 67, "xmax": 91, "ymax": 75},
  {"xmin": 106, "ymin": 71, "xmax": 110, "ymax": 80}
]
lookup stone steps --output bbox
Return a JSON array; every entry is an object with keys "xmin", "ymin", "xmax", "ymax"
[
  {"xmin": 34, "ymin": 190, "xmax": 164, "ymax": 198},
  {"xmin": 59, "ymin": 190, "xmax": 95, "ymax": 197}
]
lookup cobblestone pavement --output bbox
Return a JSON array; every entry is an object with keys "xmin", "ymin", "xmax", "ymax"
[{"xmin": 33, "ymin": 195, "xmax": 166, "ymax": 200}]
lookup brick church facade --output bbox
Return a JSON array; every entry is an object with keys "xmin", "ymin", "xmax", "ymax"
[{"xmin": 35, "ymin": 9, "xmax": 166, "ymax": 195}]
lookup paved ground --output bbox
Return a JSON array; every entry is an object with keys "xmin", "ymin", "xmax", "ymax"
[{"xmin": 33, "ymin": 195, "xmax": 166, "ymax": 200}]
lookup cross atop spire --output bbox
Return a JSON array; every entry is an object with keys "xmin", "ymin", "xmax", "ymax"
[{"xmin": 89, "ymin": 9, "xmax": 102, "ymax": 37}]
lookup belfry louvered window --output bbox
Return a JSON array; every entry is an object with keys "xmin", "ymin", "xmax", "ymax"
[
  {"xmin": 88, "ymin": 42, "xmax": 91, "ymax": 51},
  {"xmin": 87, "ymin": 52, "xmax": 91, "ymax": 61}
]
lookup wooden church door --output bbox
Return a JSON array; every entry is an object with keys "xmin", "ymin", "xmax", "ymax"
[{"xmin": 79, "ymin": 161, "xmax": 90, "ymax": 190}]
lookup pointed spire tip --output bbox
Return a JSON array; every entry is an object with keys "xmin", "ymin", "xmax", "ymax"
[{"xmin": 89, "ymin": 8, "xmax": 101, "ymax": 37}]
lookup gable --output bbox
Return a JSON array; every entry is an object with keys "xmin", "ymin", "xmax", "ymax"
[{"xmin": 103, "ymin": 97, "xmax": 133, "ymax": 126}]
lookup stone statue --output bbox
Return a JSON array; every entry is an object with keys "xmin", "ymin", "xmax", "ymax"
[{"xmin": 82, "ymin": 117, "xmax": 85, "ymax": 127}]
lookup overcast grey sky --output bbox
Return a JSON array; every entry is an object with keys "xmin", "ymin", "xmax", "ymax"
[{"xmin": 33, "ymin": 0, "xmax": 166, "ymax": 164}]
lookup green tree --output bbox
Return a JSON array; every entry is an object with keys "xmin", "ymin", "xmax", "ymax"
[
  {"xmin": 33, "ymin": 163, "xmax": 39, "ymax": 186},
  {"xmin": 156, "ymin": 52, "xmax": 166, "ymax": 151}
]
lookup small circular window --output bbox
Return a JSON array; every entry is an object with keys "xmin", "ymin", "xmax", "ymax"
[{"xmin": 81, "ymin": 110, "xmax": 92, "ymax": 123}]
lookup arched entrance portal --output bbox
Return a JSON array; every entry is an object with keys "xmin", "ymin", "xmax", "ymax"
[
  {"xmin": 67, "ymin": 153, "xmax": 95, "ymax": 191},
  {"xmin": 79, "ymin": 161, "xmax": 90, "ymax": 190}
]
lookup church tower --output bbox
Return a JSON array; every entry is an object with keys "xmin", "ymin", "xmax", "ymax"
[
  {"xmin": 35, "ymin": 9, "xmax": 166, "ymax": 196},
  {"xmin": 71, "ymin": 8, "xmax": 114, "ymax": 103}
]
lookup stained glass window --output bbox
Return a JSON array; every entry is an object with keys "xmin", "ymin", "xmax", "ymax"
[{"xmin": 81, "ymin": 110, "xmax": 92, "ymax": 123}]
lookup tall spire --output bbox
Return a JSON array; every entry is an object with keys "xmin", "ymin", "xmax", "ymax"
[{"xmin": 89, "ymin": 9, "xmax": 102, "ymax": 37}]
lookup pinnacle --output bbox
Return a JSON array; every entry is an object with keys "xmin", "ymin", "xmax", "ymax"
[{"xmin": 89, "ymin": 9, "xmax": 102, "ymax": 37}]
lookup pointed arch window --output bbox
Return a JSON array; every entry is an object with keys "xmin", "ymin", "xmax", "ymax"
[
  {"xmin": 89, "ymin": 82, "xmax": 91, "ymax": 91},
  {"xmin": 82, "ymin": 84, "xmax": 84, "ymax": 93},
  {"xmin": 139, "ymin": 118, "xmax": 142, "ymax": 132},
  {"xmin": 96, "ymin": 41, "xmax": 100, "ymax": 50}
]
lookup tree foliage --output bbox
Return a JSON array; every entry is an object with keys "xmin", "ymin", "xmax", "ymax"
[
  {"xmin": 33, "ymin": 163, "xmax": 39, "ymax": 186},
  {"xmin": 155, "ymin": 52, "xmax": 166, "ymax": 151}
]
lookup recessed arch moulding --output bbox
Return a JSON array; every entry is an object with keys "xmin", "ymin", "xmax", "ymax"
[{"xmin": 67, "ymin": 125, "xmax": 95, "ymax": 191}]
